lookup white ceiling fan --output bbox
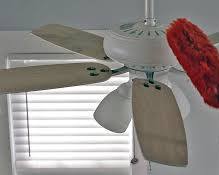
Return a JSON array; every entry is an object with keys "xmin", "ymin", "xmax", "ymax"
[{"xmin": 1, "ymin": 0, "xmax": 219, "ymax": 168}]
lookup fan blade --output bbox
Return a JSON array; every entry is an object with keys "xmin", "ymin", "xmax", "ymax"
[
  {"xmin": 32, "ymin": 24, "xmax": 109, "ymax": 60},
  {"xmin": 0, "ymin": 63, "xmax": 111, "ymax": 93},
  {"xmin": 208, "ymin": 32, "xmax": 219, "ymax": 45},
  {"xmin": 132, "ymin": 78, "xmax": 188, "ymax": 167}
]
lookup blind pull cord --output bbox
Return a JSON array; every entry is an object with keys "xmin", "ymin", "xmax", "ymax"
[{"xmin": 25, "ymin": 92, "xmax": 31, "ymax": 157}]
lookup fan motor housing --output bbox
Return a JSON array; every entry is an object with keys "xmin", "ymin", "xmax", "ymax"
[{"xmin": 104, "ymin": 21, "xmax": 177, "ymax": 72}]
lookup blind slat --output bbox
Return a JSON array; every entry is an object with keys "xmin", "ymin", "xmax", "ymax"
[
  {"xmin": 14, "ymin": 128, "xmax": 129, "ymax": 136},
  {"xmin": 13, "ymin": 120, "xmax": 100, "ymax": 128},
  {"xmin": 12, "ymin": 103, "xmax": 100, "ymax": 112},
  {"xmin": 15, "ymin": 136, "xmax": 130, "ymax": 145},
  {"xmin": 16, "ymin": 160, "xmax": 130, "ymax": 169},
  {"xmin": 16, "ymin": 152, "xmax": 130, "ymax": 160},
  {"xmin": 15, "ymin": 144, "xmax": 130, "ymax": 152},
  {"xmin": 11, "ymin": 94, "xmax": 107, "ymax": 103},
  {"xmin": 13, "ymin": 111, "xmax": 95, "ymax": 120}
]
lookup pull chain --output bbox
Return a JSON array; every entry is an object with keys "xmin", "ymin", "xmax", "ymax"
[
  {"xmin": 25, "ymin": 92, "xmax": 31, "ymax": 157},
  {"xmin": 131, "ymin": 127, "xmax": 138, "ymax": 164},
  {"xmin": 147, "ymin": 161, "xmax": 152, "ymax": 175}
]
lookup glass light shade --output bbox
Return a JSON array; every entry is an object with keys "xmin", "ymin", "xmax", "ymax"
[
  {"xmin": 94, "ymin": 82, "xmax": 132, "ymax": 133},
  {"xmin": 172, "ymin": 83, "xmax": 190, "ymax": 120}
]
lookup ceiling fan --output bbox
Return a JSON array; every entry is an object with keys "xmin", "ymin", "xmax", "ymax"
[{"xmin": 1, "ymin": 0, "xmax": 219, "ymax": 168}]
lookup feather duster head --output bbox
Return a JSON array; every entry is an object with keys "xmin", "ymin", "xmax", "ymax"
[{"xmin": 166, "ymin": 18, "xmax": 219, "ymax": 108}]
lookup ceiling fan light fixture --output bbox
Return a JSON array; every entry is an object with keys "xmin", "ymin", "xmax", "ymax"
[
  {"xmin": 94, "ymin": 82, "xmax": 132, "ymax": 133},
  {"xmin": 16, "ymin": 0, "xmax": 203, "ymax": 167},
  {"xmin": 172, "ymin": 84, "xmax": 191, "ymax": 120}
]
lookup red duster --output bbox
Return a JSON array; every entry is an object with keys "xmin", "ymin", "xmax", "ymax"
[{"xmin": 166, "ymin": 18, "xmax": 219, "ymax": 108}]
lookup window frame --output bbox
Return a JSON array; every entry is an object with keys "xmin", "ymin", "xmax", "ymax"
[{"xmin": 7, "ymin": 53, "xmax": 133, "ymax": 175}]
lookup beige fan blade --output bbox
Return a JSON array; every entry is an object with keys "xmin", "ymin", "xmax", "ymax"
[
  {"xmin": 0, "ymin": 63, "xmax": 111, "ymax": 94},
  {"xmin": 132, "ymin": 78, "xmax": 188, "ymax": 167},
  {"xmin": 209, "ymin": 32, "xmax": 219, "ymax": 45},
  {"xmin": 32, "ymin": 24, "xmax": 109, "ymax": 60}
]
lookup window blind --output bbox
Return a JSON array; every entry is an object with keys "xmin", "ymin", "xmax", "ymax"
[{"xmin": 7, "ymin": 54, "xmax": 132, "ymax": 175}]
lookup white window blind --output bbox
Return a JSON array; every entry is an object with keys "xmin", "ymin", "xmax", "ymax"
[{"xmin": 7, "ymin": 54, "xmax": 132, "ymax": 175}]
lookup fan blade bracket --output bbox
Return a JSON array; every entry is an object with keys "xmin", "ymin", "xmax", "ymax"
[
  {"xmin": 132, "ymin": 78, "xmax": 188, "ymax": 167},
  {"xmin": 86, "ymin": 65, "xmax": 111, "ymax": 76},
  {"xmin": 111, "ymin": 66, "xmax": 129, "ymax": 76}
]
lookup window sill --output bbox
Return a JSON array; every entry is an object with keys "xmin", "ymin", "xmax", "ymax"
[{"xmin": 17, "ymin": 167, "xmax": 131, "ymax": 175}]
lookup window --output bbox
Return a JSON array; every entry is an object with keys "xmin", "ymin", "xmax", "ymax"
[{"xmin": 7, "ymin": 54, "xmax": 132, "ymax": 175}]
